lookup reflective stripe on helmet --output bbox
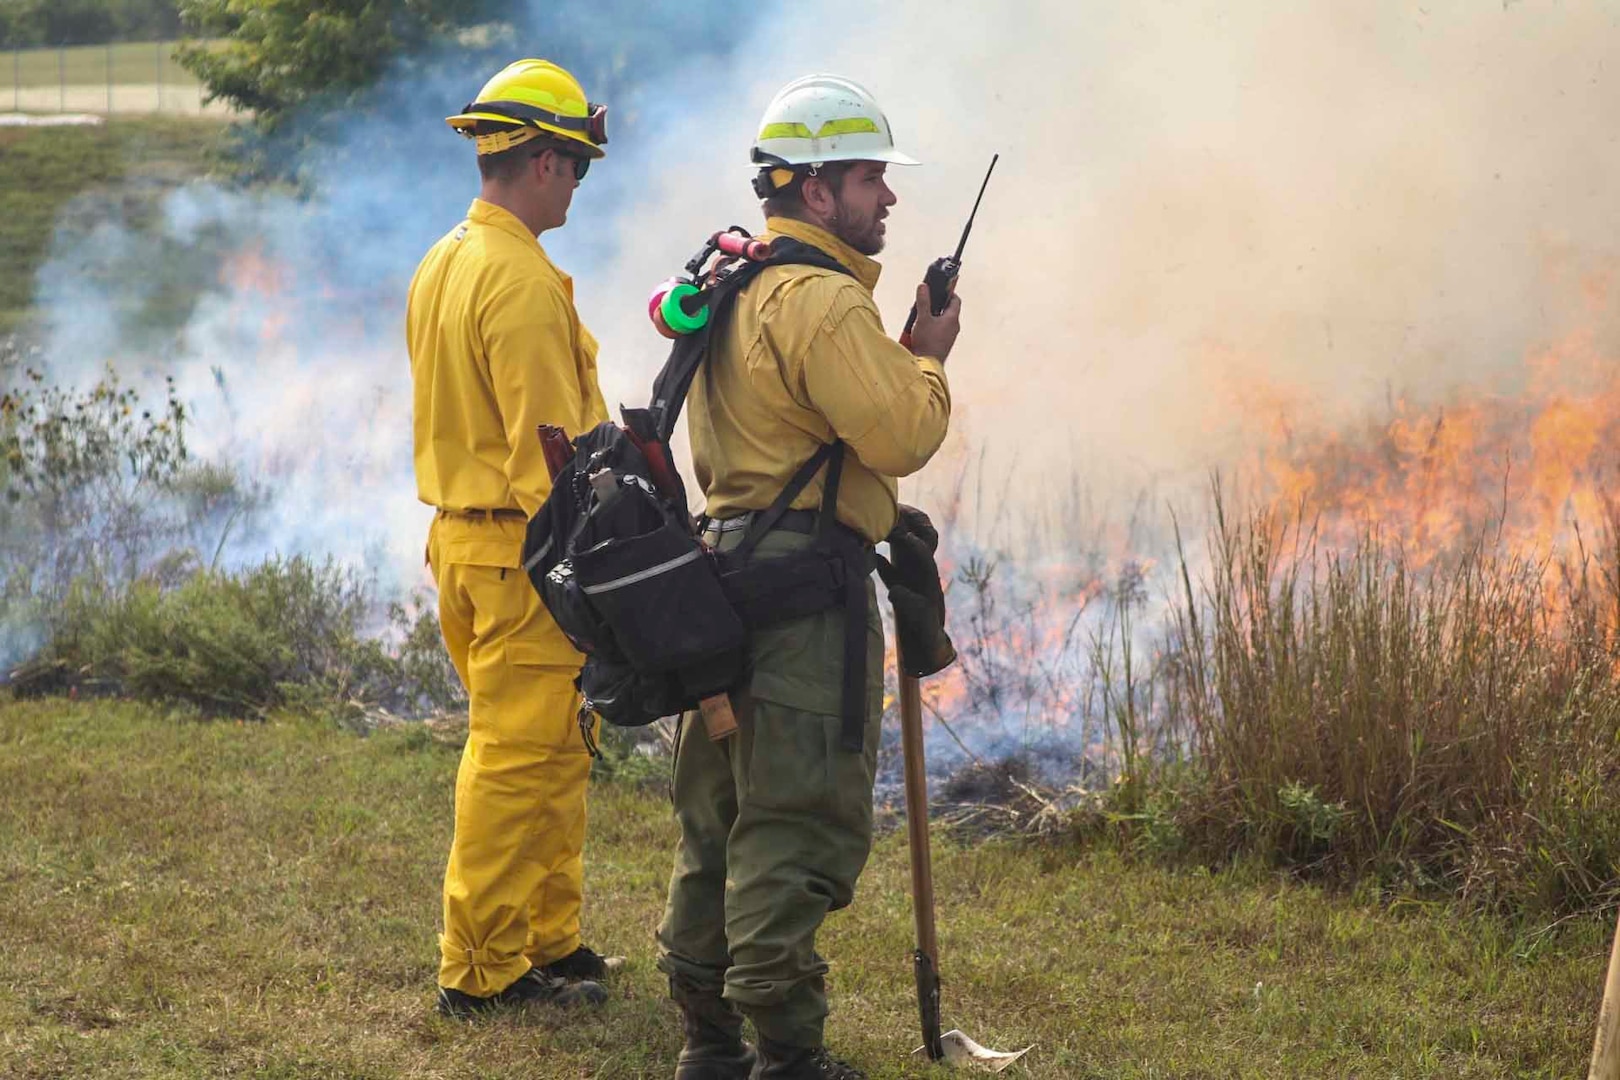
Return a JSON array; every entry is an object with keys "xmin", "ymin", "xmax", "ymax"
[{"xmin": 758, "ymin": 116, "xmax": 882, "ymax": 142}]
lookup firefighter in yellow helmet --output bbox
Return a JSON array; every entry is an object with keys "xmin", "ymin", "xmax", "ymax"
[{"xmin": 407, "ymin": 58, "xmax": 617, "ymax": 1017}]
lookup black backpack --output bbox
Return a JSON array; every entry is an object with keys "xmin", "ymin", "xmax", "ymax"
[{"xmin": 522, "ymin": 230, "xmax": 874, "ymax": 750}]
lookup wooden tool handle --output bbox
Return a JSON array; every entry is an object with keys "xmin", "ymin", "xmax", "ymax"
[
  {"xmin": 899, "ymin": 671, "xmax": 939, "ymax": 961},
  {"xmin": 698, "ymin": 694, "xmax": 738, "ymax": 741},
  {"xmin": 898, "ymin": 662, "xmax": 945, "ymax": 1061},
  {"xmin": 1591, "ymin": 906, "xmax": 1620, "ymax": 1079}
]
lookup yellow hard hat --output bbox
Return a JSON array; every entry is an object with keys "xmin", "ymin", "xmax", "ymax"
[{"xmin": 446, "ymin": 59, "xmax": 607, "ymax": 158}]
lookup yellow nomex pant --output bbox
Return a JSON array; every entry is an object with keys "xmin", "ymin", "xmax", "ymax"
[{"xmin": 428, "ymin": 513, "xmax": 593, "ymax": 996}]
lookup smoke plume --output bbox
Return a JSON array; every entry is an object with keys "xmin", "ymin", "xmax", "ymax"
[{"xmin": 19, "ymin": 2, "xmax": 1620, "ymax": 732}]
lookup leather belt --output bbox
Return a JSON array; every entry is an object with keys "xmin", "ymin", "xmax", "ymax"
[
  {"xmin": 701, "ymin": 510, "xmax": 876, "ymax": 556},
  {"xmin": 436, "ymin": 507, "xmax": 527, "ymax": 522},
  {"xmin": 700, "ymin": 508, "xmax": 818, "ymax": 540}
]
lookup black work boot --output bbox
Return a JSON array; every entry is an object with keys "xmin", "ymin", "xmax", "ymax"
[
  {"xmin": 436, "ymin": 966, "xmax": 607, "ymax": 1019},
  {"xmin": 751, "ymin": 1036, "xmax": 865, "ymax": 1080},
  {"xmin": 539, "ymin": 943, "xmax": 625, "ymax": 982},
  {"xmin": 670, "ymin": 980, "xmax": 755, "ymax": 1079}
]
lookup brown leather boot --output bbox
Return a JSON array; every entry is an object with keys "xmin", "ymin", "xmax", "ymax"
[{"xmin": 671, "ymin": 980, "xmax": 755, "ymax": 1079}]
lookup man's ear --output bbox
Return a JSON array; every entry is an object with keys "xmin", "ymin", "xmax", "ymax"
[
  {"xmin": 801, "ymin": 172, "xmax": 836, "ymax": 216},
  {"xmin": 532, "ymin": 147, "xmax": 559, "ymax": 182}
]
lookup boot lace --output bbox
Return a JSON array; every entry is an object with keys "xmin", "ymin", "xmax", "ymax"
[{"xmin": 813, "ymin": 1049, "xmax": 866, "ymax": 1080}]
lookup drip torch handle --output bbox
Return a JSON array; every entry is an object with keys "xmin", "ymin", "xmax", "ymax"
[{"xmin": 716, "ymin": 231, "xmax": 772, "ymax": 261}]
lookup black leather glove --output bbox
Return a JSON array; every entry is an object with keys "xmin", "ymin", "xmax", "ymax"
[
  {"xmin": 877, "ymin": 504, "xmax": 956, "ymax": 677},
  {"xmin": 894, "ymin": 503, "xmax": 940, "ymax": 552}
]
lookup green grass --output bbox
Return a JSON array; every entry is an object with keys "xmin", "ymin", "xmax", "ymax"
[
  {"xmin": 0, "ymin": 116, "xmax": 225, "ymax": 331},
  {"xmin": 0, "ymin": 41, "xmax": 198, "ymax": 92},
  {"xmin": 0, "ymin": 698, "xmax": 1604, "ymax": 1078}
]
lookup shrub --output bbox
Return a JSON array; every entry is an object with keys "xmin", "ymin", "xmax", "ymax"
[
  {"xmin": 1, "ymin": 355, "xmax": 264, "ymax": 668},
  {"xmin": 36, "ymin": 556, "xmax": 463, "ymax": 719},
  {"xmin": 0, "ymin": 361, "xmax": 461, "ymax": 721}
]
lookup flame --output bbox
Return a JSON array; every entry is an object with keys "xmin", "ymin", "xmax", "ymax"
[
  {"xmin": 223, "ymin": 244, "xmax": 287, "ymax": 295},
  {"xmin": 222, "ymin": 244, "xmax": 291, "ymax": 346},
  {"xmin": 905, "ymin": 309, "xmax": 1620, "ymax": 759},
  {"xmin": 1238, "ymin": 328, "xmax": 1620, "ymax": 569}
]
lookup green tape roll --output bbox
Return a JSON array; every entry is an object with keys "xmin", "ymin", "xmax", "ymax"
[{"xmin": 659, "ymin": 282, "xmax": 709, "ymax": 335}]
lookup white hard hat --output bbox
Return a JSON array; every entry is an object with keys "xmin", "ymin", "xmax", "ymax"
[{"xmin": 750, "ymin": 74, "xmax": 919, "ymax": 169}]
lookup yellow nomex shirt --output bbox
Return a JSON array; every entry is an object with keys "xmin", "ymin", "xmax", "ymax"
[
  {"xmin": 407, "ymin": 198, "xmax": 608, "ymax": 518},
  {"xmin": 689, "ymin": 216, "xmax": 952, "ymax": 543}
]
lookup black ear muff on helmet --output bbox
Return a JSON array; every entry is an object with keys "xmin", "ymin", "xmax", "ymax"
[{"xmin": 751, "ymin": 149, "xmax": 792, "ymax": 199}]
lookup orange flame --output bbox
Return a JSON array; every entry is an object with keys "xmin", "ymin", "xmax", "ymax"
[{"xmin": 1238, "ymin": 330, "xmax": 1620, "ymax": 569}]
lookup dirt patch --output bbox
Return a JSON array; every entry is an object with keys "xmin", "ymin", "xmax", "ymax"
[{"xmin": 31, "ymin": 994, "xmax": 121, "ymax": 1031}]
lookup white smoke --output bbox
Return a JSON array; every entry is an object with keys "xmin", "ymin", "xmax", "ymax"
[{"xmin": 25, "ymin": 0, "xmax": 1620, "ymax": 604}]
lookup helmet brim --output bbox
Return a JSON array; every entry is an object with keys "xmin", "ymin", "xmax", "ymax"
[
  {"xmin": 747, "ymin": 146, "xmax": 921, "ymax": 169},
  {"xmin": 871, "ymin": 148, "xmax": 920, "ymax": 166}
]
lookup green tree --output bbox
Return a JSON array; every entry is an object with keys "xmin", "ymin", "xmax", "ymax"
[
  {"xmin": 175, "ymin": 0, "xmax": 491, "ymax": 129},
  {"xmin": 0, "ymin": 0, "xmax": 183, "ymax": 49}
]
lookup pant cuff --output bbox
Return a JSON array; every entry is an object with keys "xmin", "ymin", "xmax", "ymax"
[
  {"xmin": 437, "ymin": 935, "xmax": 530, "ymax": 996},
  {"xmin": 658, "ymin": 951, "xmax": 728, "ymax": 995}
]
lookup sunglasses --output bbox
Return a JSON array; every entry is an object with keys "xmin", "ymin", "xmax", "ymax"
[{"xmin": 558, "ymin": 151, "xmax": 591, "ymax": 181}]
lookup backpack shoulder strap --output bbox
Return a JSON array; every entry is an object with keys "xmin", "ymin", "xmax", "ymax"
[{"xmin": 646, "ymin": 236, "xmax": 853, "ymax": 443}]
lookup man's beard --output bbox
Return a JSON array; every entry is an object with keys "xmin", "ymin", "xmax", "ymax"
[{"xmin": 831, "ymin": 197, "xmax": 885, "ymax": 256}]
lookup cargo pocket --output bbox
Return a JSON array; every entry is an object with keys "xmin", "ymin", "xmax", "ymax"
[
  {"xmin": 746, "ymin": 590, "xmax": 885, "ymax": 730},
  {"xmin": 500, "ymin": 637, "xmax": 588, "ymax": 753},
  {"xmin": 744, "ymin": 698, "xmax": 835, "ymax": 817},
  {"xmin": 744, "ymin": 697, "xmax": 877, "ymax": 835},
  {"xmin": 441, "ymin": 531, "xmax": 523, "ymax": 570}
]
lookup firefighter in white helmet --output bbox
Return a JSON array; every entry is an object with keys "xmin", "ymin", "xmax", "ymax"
[
  {"xmin": 407, "ymin": 58, "xmax": 621, "ymax": 1019},
  {"xmin": 655, "ymin": 75, "xmax": 960, "ymax": 1080}
]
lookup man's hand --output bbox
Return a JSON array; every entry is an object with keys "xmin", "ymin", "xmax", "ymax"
[{"xmin": 907, "ymin": 282, "xmax": 962, "ymax": 363}]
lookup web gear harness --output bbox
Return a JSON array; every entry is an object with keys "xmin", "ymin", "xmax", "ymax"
[{"xmin": 521, "ymin": 231, "xmax": 876, "ymax": 753}]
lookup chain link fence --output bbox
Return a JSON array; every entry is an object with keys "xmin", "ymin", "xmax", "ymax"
[{"xmin": 0, "ymin": 41, "xmax": 234, "ymax": 117}]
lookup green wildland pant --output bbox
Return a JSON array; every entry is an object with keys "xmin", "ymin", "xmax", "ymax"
[{"xmin": 657, "ymin": 529, "xmax": 884, "ymax": 1049}]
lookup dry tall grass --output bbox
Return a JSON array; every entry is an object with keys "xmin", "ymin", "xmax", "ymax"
[{"xmin": 1158, "ymin": 487, "xmax": 1620, "ymax": 914}]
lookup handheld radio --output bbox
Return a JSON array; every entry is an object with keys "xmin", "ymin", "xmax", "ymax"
[{"xmin": 900, "ymin": 153, "xmax": 999, "ymax": 345}]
